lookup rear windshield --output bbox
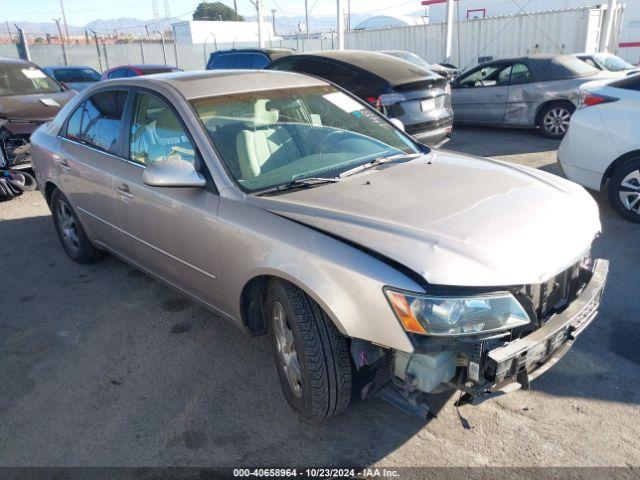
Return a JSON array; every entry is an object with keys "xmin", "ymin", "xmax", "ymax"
[
  {"xmin": 610, "ymin": 74, "xmax": 640, "ymax": 91},
  {"xmin": 0, "ymin": 64, "xmax": 63, "ymax": 96},
  {"xmin": 557, "ymin": 56, "xmax": 599, "ymax": 77},
  {"xmin": 141, "ymin": 67, "xmax": 180, "ymax": 75},
  {"xmin": 52, "ymin": 68, "xmax": 100, "ymax": 83}
]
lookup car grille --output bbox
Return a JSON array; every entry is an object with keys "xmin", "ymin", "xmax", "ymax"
[{"xmin": 511, "ymin": 261, "xmax": 587, "ymax": 326}]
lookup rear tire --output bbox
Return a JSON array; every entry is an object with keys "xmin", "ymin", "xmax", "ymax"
[
  {"xmin": 538, "ymin": 102, "xmax": 575, "ymax": 139},
  {"xmin": 51, "ymin": 189, "xmax": 106, "ymax": 263},
  {"xmin": 607, "ymin": 158, "xmax": 640, "ymax": 223},
  {"xmin": 265, "ymin": 280, "xmax": 352, "ymax": 420}
]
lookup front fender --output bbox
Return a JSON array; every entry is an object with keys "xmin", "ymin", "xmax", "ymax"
[{"xmin": 218, "ymin": 197, "xmax": 421, "ymax": 353}]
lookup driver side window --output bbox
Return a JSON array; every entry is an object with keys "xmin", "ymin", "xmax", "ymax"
[
  {"xmin": 129, "ymin": 93, "xmax": 195, "ymax": 166},
  {"xmin": 459, "ymin": 64, "xmax": 511, "ymax": 88}
]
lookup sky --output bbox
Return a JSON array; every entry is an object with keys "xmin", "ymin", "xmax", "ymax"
[{"xmin": 2, "ymin": 0, "xmax": 420, "ymax": 26}]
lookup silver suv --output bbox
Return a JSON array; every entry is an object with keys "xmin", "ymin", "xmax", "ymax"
[{"xmin": 31, "ymin": 70, "xmax": 608, "ymax": 419}]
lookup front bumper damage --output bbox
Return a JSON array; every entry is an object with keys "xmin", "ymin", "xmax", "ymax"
[
  {"xmin": 0, "ymin": 120, "xmax": 43, "ymax": 170},
  {"xmin": 360, "ymin": 259, "xmax": 608, "ymax": 416}
]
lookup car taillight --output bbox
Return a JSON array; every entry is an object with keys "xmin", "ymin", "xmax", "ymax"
[
  {"xmin": 365, "ymin": 96, "xmax": 382, "ymax": 110},
  {"xmin": 578, "ymin": 91, "xmax": 618, "ymax": 109}
]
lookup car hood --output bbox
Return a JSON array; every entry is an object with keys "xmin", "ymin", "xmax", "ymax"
[
  {"xmin": 0, "ymin": 90, "xmax": 76, "ymax": 122},
  {"xmin": 248, "ymin": 150, "xmax": 601, "ymax": 287}
]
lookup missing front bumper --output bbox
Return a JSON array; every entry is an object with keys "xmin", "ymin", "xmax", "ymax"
[{"xmin": 476, "ymin": 258, "xmax": 609, "ymax": 397}]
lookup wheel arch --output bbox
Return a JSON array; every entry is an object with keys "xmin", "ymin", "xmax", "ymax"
[
  {"xmin": 535, "ymin": 98, "xmax": 575, "ymax": 127},
  {"xmin": 238, "ymin": 270, "xmax": 347, "ymax": 338},
  {"xmin": 44, "ymin": 180, "xmax": 60, "ymax": 207},
  {"xmin": 601, "ymin": 149, "xmax": 640, "ymax": 189}
]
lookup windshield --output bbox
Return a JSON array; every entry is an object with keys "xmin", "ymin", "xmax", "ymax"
[
  {"xmin": 0, "ymin": 64, "xmax": 63, "ymax": 96},
  {"xmin": 192, "ymin": 85, "xmax": 420, "ymax": 193},
  {"xmin": 384, "ymin": 51, "xmax": 430, "ymax": 68},
  {"xmin": 52, "ymin": 68, "xmax": 101, "ymax": 82},
  {"xmin": 601, "ymin": 55, "xmax": 634, "ymax": 72}
]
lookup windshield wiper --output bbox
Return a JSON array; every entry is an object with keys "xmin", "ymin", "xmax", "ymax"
[
  {"xmin": 338, "ymin": 152, "xmax": 421, "ymax": 179},
  {"xmin": 255, "ymin": 177, "xmax": 340, "ymax": 196}
]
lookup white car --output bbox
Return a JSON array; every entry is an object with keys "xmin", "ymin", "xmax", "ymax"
[{"xmin": 559, "ymin": 74, "xmax": 640, "ymax": 222}]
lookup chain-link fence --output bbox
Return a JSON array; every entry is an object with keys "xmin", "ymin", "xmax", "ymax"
[{"xmin": 0, "ymin": 36, "xmax": 335, "ymax": 72}]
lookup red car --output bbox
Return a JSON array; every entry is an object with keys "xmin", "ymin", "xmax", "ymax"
[{"xmin": 101, "ymin": 64, "xmax": 182, "ymax": 80}]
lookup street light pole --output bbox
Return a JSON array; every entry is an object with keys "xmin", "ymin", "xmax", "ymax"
[
  {"xmin": 59, "ymin": 0, "xmax": 70, "ymax": 44},
  {"xmin": 305, "ymin": 0, "xmax": 309, "ymax": 39},
  {"xmin": 271, "ymin": 9, "xmax": 277, "ymax": 36},
  {"xmin": 88, "ymin": 29, "xmax": 103, "ymax": 72},
  {"xmin": 256, "ymin": 0, "xmax": 264, "ymax": 48}
]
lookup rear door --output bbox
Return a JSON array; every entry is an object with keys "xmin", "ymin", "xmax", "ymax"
[
  {"xmin": 451, "ymin": 63, "xmax": 512, "ymax": 123},
  {"xmin": 110, "ymin": 89, "xmax": 223, "ymax": 308},
  {"xmin": 57, "ymin": 88, "xmax": 130, "ymax": 253}
]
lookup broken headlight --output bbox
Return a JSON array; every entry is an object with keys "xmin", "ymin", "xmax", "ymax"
[{"xmin": 384, "ymin": 288, "xmax": 530, "ymax": 336}]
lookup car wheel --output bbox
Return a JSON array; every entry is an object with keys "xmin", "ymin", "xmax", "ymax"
[
  {"xmin": 608, "ymin": 158, "xmax": 640, "ymax": 223},
  {"xmin": 265, "ymin": 280, "xmax": 352, "ymax": 420},
  {"xmin": 539, "ymin": 102, "xmax": 575, "ymax": 139},
  {"xmin": 51, "ymin": 189, "xmax": 106, "ymax": 263}
]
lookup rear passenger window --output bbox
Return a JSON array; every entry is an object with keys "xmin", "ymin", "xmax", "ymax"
[
  {"xmin": 108, "ymin": 69, "xmax": 128, "ymax": 79},
  {"xmin": 65, "ymin": 90, "xmax": 128, "ymax": 155}
]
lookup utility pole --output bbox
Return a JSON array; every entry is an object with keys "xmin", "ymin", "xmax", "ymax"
[
  {"xmin": 14, "ymin": 25, "xmax": 31, "ymax": 61},
  {"xmin": 347, "ymin": 0, "xmax": 351, "ymax": 31},
  {"xmin": 444, "ymin": 0, "xmax": 454, "ymax": 63},
  {"xmin": 89, "ymin": 29, "xmax": 103, "ymax": 71},
  {"xmin": 305, "ymin": 0, "xmax": 309, "ymax": 39},
  {"xmin": 271, "ymin": 9, "xmax": 277, "ymax": 35},
  {"xmin": 336, "ymin": 0, "xmax": 344, "ymax": 50},
  {"xmin": 171, "ymin": 24, "xmax": 179, "ymax": 68},
  {"xmin": 60, "ymin": 0, "xmax": 70, "ymax": 44},
  {"xmin": 53, "ymin": 18, "xmax": 69, "ymax": 65},
  {"xmin": 233, "ymin": 0, "xmax": 239, "ymax": 21}
]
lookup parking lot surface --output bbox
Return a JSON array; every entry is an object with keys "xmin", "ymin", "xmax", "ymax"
[{"xmin": 1, "ymin": 127, "xmax": 639, "ymax": 467}]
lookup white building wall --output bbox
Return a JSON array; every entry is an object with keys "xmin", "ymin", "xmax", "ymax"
[{"xmin": 346, "ymin": 7, "xmax": 605, "ymax": 70}]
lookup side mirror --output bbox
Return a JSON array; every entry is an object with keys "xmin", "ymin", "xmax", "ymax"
[
  {"xmin": 142, "ymin": 159, "xmax": 206, "ymax": 188},
  {"xmin": 389, "ymin": 118, "xmax": 405, "ymax": 131}
]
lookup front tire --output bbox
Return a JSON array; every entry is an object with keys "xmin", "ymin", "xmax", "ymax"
[
  {"xmin": 608, "ymin": 158, "xmax": 640, "ymax": 223},
  {"xmin": 51, "ymin": 189, "xmax": 105, "ymax": 263},
  {"xmin": 538, "ymin": 102, "xmax": 575, "ymax": 139},
  {"xmin": 265, "ymin": 280, "xmax": 352, "ymax": 420}
]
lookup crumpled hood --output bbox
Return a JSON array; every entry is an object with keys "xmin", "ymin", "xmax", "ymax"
[
  {"xmin": 248, "ymin": 150, "xmax": 601, "ymax": 287},
  {"xmin": 0, "ymin": 90, "xmax": 76, "ymax": 122}
]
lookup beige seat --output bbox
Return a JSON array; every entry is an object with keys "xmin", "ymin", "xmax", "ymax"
[{"xmin": 236, "ymin": 100, "xmax": 301, "ymax": 179}]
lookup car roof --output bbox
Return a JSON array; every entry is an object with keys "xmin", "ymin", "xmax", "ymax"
[
  {"xmin": 0, "ymin": 57, "xmax": 33, "ymax": 66},
  {"xmin": 214, "ymin": 48, "xmax": 294, "ymax": 54},
  {"xmin": 45, "ymin": 65, "xmax": 96, "ymax": 70},
  {"xmin": 277, "ymin": 50, "xmax": 439, "ymax": 85},
  {"xmin": 111, "ymin": 69, "xmax": 329, "ymax": 100}
]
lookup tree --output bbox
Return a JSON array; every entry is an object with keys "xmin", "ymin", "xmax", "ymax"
[{"xmin": 193, "ymin": 2, "xmax": 243, "ymax": 21}]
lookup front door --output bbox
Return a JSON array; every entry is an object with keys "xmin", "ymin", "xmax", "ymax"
[
  {"xmin": 452, "ymin": 63, "xmax": 512, "ymax": 123},
  {"xmin": 111, "ymin": 90, "xmax": 223, "ymax": 308}
]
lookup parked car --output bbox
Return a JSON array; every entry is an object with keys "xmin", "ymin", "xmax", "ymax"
[
  {"xmin": 451, "ymin": 54, "xmax": 616, "ymax": 138},
  {"xmin": 381, "ymin": 51, "xmax": 458, "ymax": 79},
  {"xmin": 559, "ymin": 74, "xmax": 640, "ymax": 222},
  {"xmin": 102, "ymin": 64, "xmax": 181, "ymax": 79},
  {"xmin": 267, "ymin": 50, "xmax": 453, "ymax": 145},
  {"xmin": 42, "ymin": 66, "xmax": 101, "ymax": 91},
  {"xmin": 32, "ymin": 70, "xmax": 607, "ymax": 420},
  {"xmin": 206, "ymin": 48, "xmax": 294, "ymax": 70},
  {"xmin": 0, "ymin": 58, "xmax": 75, "ymax": 170},
  {"xmin": 576, "ymin": 52, "xmax": 640, "ymax": 76}
]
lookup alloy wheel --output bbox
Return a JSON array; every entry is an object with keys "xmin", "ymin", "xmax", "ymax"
[
  {"xmin": 272, "ymin": 301, "xmax": 303, "ymax": 397},
  {"xmin": 57, "ymin": 199, "xmax": 80, "ymax": 253},
  {"xmin": 619, "ymin": 169, "xmax": 640, "ymax": 214},
  {"xmin": 543, "ymin": 107, "xmax": 571, "ymax": 136}
]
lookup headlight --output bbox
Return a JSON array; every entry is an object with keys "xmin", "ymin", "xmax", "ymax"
[{"xmin": 384, "ymin": 288, "xmax": 530, "ymax": 336}]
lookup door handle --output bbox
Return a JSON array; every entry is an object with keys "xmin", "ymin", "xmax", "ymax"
[
  {"xmin": 116, "ymin": 183, "xmax": 134, "ymax": 198},
  {"xmin": 52, "ymin": 154, "xmax": 71, "ymax": 173}
]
